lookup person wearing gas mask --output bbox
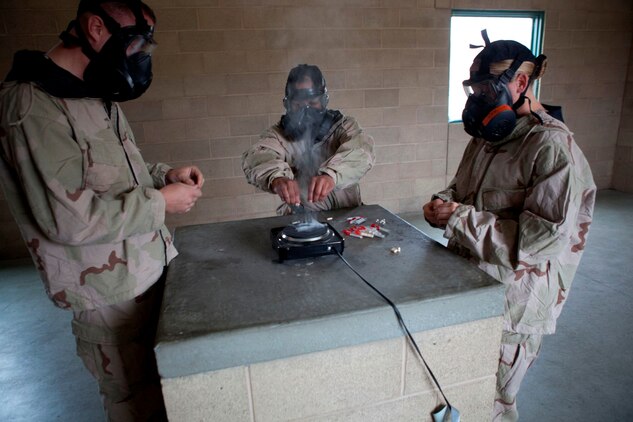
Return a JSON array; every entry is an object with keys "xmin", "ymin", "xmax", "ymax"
[
  {"xmin": 0, "ymin": 0, "xmax": 204, "ymax": 420},
  {"xmin": 421, "ymin": 32, "xmax": 596, "ymax": 421},
  {"xmin": 242, "ymin": 64, "xmax": 375, "ymax": 215}
]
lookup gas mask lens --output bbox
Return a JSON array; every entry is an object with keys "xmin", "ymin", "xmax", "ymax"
[
  {"xmin": 290, "ymin": 94, "xmax": 325, "ymax": 112},
  {"xmin": 124, "ymin": 30, "xmax": 157, "ymax": 57},
  {"xmin": 463, "ymin": 79, "xmax": 502, "ymax": 105}
]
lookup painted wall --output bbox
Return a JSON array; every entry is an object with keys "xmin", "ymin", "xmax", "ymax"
[{"xmin": 1, "ymin": 0, "xmax": 632, "ymax": 259}]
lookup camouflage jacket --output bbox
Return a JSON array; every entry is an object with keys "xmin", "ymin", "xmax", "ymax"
[
  {"xmin": 0, "ymin": 81, "xmax": 178, "ymax": 311},
  {"xmin": 242, "ymin": 114, "xmax": 375, "ymax": 215},
  {"xmin": 434, "ymin": 110, "xmax": 596, "ymax": 335}
]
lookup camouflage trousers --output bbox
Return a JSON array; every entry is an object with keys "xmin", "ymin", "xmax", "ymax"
[
  {"xmin": 491, "ymin": 331, "xmax": 543, "ymax": 422},
  {"xmin": 71, "ymin": 275, "xmax": 167, "ymax": 422}
]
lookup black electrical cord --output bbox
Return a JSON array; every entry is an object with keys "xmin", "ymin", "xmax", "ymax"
[{"xmin": 335, "ymin": 250, "xmax": 455, "ymax": 412}]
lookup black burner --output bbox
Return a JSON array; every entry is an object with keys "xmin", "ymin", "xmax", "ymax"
[
  {"xmin": 271, "ymin": 222, "xmax": 344, "ymax": 262},
  {"xmin": 280, "ymin": 222, "xmax": 330, "ymax": 242}
]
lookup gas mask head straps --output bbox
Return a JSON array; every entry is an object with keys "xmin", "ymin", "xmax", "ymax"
[{"xmin": 59, "ymin": 0, "xmax": 152, "ymax": 60}]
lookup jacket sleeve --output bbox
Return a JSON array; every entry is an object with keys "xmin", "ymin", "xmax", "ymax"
[
  {"xmin": 444, "ymin": 138, "xmax": 585, "ymax": 270},
  {"xmin": 146, "ymin": 162, "xmax": 172, "ymax": 189},
  {"xmin": 318, "ymin": 116, "xmax": 375, "ymax": 189},
  {"xmin": 241, "ymin": 127, "xmax": 294, "ymax": 192},
  {"xmin": 4, "ymin": 105, "xmax": 166, "ymax": 246}
]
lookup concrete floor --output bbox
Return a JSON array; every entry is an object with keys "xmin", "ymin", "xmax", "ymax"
[{"xmin": 0, "ymin": 189, "xmax": 631, "ymax": 421}]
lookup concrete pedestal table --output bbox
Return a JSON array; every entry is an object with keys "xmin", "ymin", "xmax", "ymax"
[{"xmin": 155, "ymin": 205, "xmax": 504, "ymax": 421}]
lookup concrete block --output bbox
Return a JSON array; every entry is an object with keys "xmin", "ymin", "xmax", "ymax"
[
  {"xmin": 400, "ymin": 124, "xmax": 447, "ymax": 143},
  {"xmin": 363, "ymin": 163, "xmax": 401, "ymax": 182},
  {"xmin": 382, "ymin": 29, "xmax": 417, "ymax": 49},
  {"xmin": 360, "ymin": 49, "xmax": 402, "ymax": 69},
  {"xmin": 413, "ymin": 176, "xmax": 448, "ymax": 198},
  {"xmin": 329, "ymin": 90, "xmax": 365, "ymax": 110},
  {"xmin": 416, "ymin": 141, "xmax": 448, "ymax": 161},
  {"xmin": 229, "ymin": 115, "xmax": 270, "ymax": 137},
  {"xmin": 162, "ymin": 367, "xmax": 251, "ymax": 422},
  {"xmin": 365, "ymin": 89, "xmax": 400, "ymax": 108},
  {"xmin": 206, "ymin": 95, "xmax": 250, "ymax": 117},
  {"xmin": 144, "ymin": 120, "xmax": 188, "ymax": 143},
  {"xmin": 142, "ymin": 77, "xmax": 185, "ymax": 101},
  {"xmin": 210, "ymin": 136, "xmax": 252, "ymax": 158},
  {"xmin": 383, "ymin": 106, "xmax": 418, "ymax": 126},
  {"xmin": 362, "ymin": 8, "xmax": 400, "ymax": 28},
  {"xmin": 399, "ymin": 162, "xmax": 433, "ymax": 179},
  {"xmin": 301, "ymin": 391, "xmax": 439, "ymax": 422},
  {"xmin": 224, "ymin": 30, "xmax": 268, "ymax": 51},
  {"xmin": 343, "ymin": 29, "xmax": 382, "ymax": 49},
  {"xmin": 404, "ymin": 317, "xmax": 503, "ymax": 394},
  {"xmin": 375, "ymin": 144, "xmax": 418, "ymax": 164},
  {"xmin": 365, "ymin": 126, "xmax": 401, "ymax": 146},
  {"xmin": 120, "ymin": 100, "xmax": 164, "ymax": 122},
  {"xmin": 381, "ymin": 179, "xmax": 415, "ymax": 199},
  {"xmin": 400, "ymin": 48, "xmax": 435, "ymax": 68},
  {"xmin": 416, "ymin": 29, "xmax": 449, "ymax": 49},
  {"xmin": 202, "ymin": 177, "xmax": 257, "ymax": 197},
  {"xmin": 242, "ymin": 7, "xmax": 284, "ymax": 29},
  {"xmin": 383, "ymin": 69, "xmax": 419, "ymax": 89},
  {"xmin": 203, "ymin": 50, "xmax": 249, "ymax": 74},
  {"xmin": 341, "ymin": 108, "xmax": 384, "ymax": 127},
  {"xmin": 153, "ymin": 8, "xmax": 198, "ymax": 31},
  {"xmin": 417, "ymin": 106, "xmax": 448, "ymax": 125},
  {"xmin": 154, "ymin": 53, "xmax": 205, "ymax": 77},
  {"xmin": 400, "ymin": 10, "xmax": 441, "ymax": 29},
  {"xmin": 245, "ymin": 50, "xmax": 289, "ymax": 72},
  {"xmin": 249, "ymin": 338, "xmax": 402, "ymax": 421},
  {"xmin": 400, "ymin": 87, "xmax": 433, "ymax": 106},
  {"xmin": 185, "ymin": 117, "xmax": 231, "ymax": 140},
  {"xmin": 196, "ymin": 157, "xmax": 237, "ymax": 179},
  {"xmin": 178, "ymin": 30, "xmax": 224, "ymax": 52},
  {"xmin": 163, "ymin": 97, "xmax": 208, "ymax": 120},
  {"xmin": 198, "ymin": 8, "xmax": 243, "ymax": 29},
  {"xmin": 227, "ymin": 73, "xmax": 272, "ymax": 95}
]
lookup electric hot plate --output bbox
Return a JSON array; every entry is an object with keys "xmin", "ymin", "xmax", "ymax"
[{"xmin": 271, "ymin": 221, "xmax": 344, "ymax": 262}]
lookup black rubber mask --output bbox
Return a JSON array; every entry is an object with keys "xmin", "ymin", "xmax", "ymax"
[
  {"xmin": 83, "ymin": 27, "xmax": 154, "ymax": 101},
  {"xmin": 60, "ymin": 4, "xmax": 156, "ymax": 102},
  {"xmin": 462, "ymin": 77, "xmax": 517, "ymax": 143},
  {"xmin": 281, "ymin": 105, "xmax": 326, "ymax": 141}
]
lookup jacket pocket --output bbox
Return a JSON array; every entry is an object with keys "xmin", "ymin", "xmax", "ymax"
[{"xmin": 84, "ymin": 138, "xmax": 130, "ymax": 194}]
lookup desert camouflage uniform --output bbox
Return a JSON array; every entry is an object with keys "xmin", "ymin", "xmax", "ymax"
[
  {"xmin": 242, "ymin": 115, "xmax": 375, "ymax": 215},
  {"xmin": 0, "ymin": 79, "xmax": 177, "ymax": 421},
  {"xmin": 433, "ymin": 110, "xmax": 596, "ymax": 421}
]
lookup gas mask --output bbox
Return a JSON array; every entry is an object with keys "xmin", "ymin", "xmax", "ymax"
[
  {"xmin": 461, "ymin": 76, "xmax": 518, "ymax": 143},
  {"xmin": 281, "ymin": 88, "xmax": 328, "ymax": 141},
  {"xmin": 60, "ymin": 2, "xmax": 156, "ymax": 102}
]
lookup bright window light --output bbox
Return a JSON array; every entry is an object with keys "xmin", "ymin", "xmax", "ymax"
[{"xmin": 448, "ymin": 12, "xmax": 544, "ymax": 122}]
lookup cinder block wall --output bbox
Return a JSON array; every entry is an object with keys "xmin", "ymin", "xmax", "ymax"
[
  {"xmin": 614, "ymin": 33, "xmax": 633, "ymax": 193},
  {"xmin": 1, "ymin": 0, "xmax": 632, "ymax": 260}
]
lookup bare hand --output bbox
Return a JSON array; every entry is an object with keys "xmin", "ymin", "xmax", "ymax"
[
  {"xmin": 308, "ymin": 174, "xmax": 335, "ymax": 203},
  {"xmin": 166, "ymin": 166, "xmax": 204, "ymax": 188},
  {"xmin": 435, "ymin": 201, "xmax": 461, "ymax": 228},
  {"xmin": 160, "ymin": 183, "xmax": 202, "ymax": 214},
  {"xmin": 423, "ymin": 199, "xmax": 445, "ymax": 226},
  {"xmin": 271, "ymin": 177, "xmax": 301, "ymax": 205}
]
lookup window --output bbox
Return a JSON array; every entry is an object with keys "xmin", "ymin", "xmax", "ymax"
[{"xmin": 448, "ymin": 10, "xmax": 545, "ymax": 122}]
